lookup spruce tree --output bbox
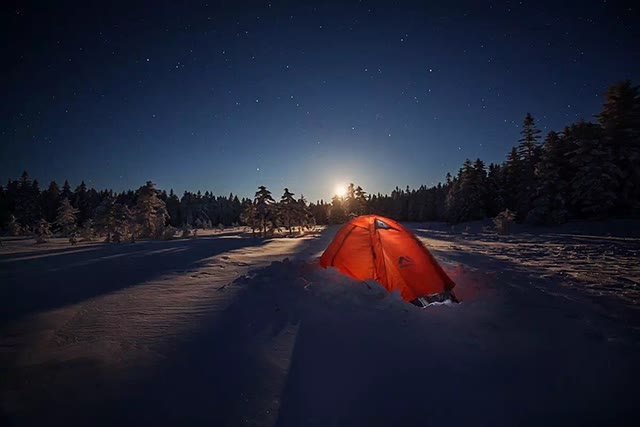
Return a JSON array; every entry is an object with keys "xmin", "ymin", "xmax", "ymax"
[
  {"xmin": 515, "ymin": 113, "xmax": 542, "ymax": 219},
  {"xmin": 166, "ymin": 189, "xmax": 182, "ymax": 227},
  {"xmin": 296, "ymin": 194, "xmax": 315, "ymax": 230},
  {"xmin": 253, "ymin": 186, "xmax": 275, "ymax": 237},
  {"xmin": 61, "ymin": 180, "xmax": 73, "ymax": 200},
  {"xmin": 135, "ymin": 181, "xmax": 169, "ymax": 238},
  {"xmin": 42, "ymin": 181, "xmax": 61, "ymax": 223},
  {"xmin": 15, "ymin": 171, "xmax": 40, "ymax": 229},
  {"xmin": 55, "ymin": 198, "xmax": 79, "ymax": 236},
  {"xmin": 328, "ymin": 195, "xmax": 347, "ymax": 224},
  {"xmin": 597, "ymin": 81, "xmax": 640, "ymax": 214},
  {"xmin": 528, "ymin": 131, "xmax": 570, "ymax": 224},
  {"xmin": 502, "ymin": 147, "xmax": 522, "ymax": 213},
  {"xmin": 353, "ymin": 186, "xmax": 367, "ymax": 216},
  {"xmin": 567, "ymin": 121, "xmax": 619, "ymax": 218},
  {"xmin": 278, "ymin": 188, "xmax": 298, "ymax": 234},
  {"xmin": 7, "ymin": 214, "xmax": 21, "ymax": 236},
  {"xmin": 485, "ymin": 163, "xmax": 504, "ymax": 217}
]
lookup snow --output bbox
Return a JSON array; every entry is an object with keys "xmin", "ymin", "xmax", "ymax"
[{"xmin": 1, "ymin": 223, "xmax": 638, "ymax": 425}]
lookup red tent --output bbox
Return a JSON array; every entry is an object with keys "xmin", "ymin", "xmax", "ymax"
[{"xmin": 319, "ymin": 215, "xmax": 456, "ymax": 303}]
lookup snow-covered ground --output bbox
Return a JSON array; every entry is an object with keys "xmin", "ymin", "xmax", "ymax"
[{"xmin": 1, "ymin": 223, "xmax": 638, "ymax": 426}]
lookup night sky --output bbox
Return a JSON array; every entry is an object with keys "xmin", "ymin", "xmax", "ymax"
[{"xmin": 2, "ymin": 1, "xmax": 638, "ymax": 201}]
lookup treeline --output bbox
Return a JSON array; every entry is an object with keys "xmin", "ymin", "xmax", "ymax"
[
  {"xmin": 0, "ymin": 178, "xmax": 252, "ymax": 241},
  {"xmin": 310, "ymin": 80, "xmax": 640, "ymax": 225},
  {"xmin": 1, "ymin": 80, "xmax": 638, "ymax": 240}
]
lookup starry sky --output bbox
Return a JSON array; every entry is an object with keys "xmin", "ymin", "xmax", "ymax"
[{"xmin": 2, "ymin": 1, "xmax": 638, "ymax": 201}]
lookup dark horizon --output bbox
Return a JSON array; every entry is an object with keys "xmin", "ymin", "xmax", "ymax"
[{"xmin": 2, "ymin": 1, "xmax": 638, "ymax": 201}]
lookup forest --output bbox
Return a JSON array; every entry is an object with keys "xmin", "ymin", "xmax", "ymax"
[{"xmin": 1, "ymin": 80, "xmax": 638, "ymax": 241}]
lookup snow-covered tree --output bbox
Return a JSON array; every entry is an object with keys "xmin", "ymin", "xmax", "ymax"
[
  {"xmin": 55, "ymin": 198, "xmax": 79, "ymax": 236},
  {"xmin": 135, "ymin": 181, "xmax": 169, "ymax": 238},
  {"xmin": 240, "ymin": 203, "xmax": 258, "ymax": 234},
  {"xmin": 96, "ymin": 196, "xmax": 134, "ymax": 243},
  {"xmin": 112, "ymin": 203, "xmax": 134, "ymax": 242},
  {"xmin": 253, "ymin": 186, "xmax": 276, "ymax": 237},
  {"xmin": 34, "ymin": 219, "xmax": 52, "ymax": 243},
  {"xmin": 493, "ymin": 209, "xmax": 516, "ymax": 234},
  {"xmin": 7, "ymin": 214, "xmax": 21, "ymax": 236},
  {"xmin": 278, "ymin": 188, "xmax": 299, "ymax": 234},
  {"xmin": 297, "ymin": 194, "xmax": 315, "ymax": 230}
]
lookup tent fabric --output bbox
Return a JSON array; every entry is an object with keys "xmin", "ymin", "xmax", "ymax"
[{"xmin": 320, "ymin": 215, "xmax": 456, "ymax": 302}]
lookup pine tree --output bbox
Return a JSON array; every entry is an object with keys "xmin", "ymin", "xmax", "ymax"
[
  {"xmin": 134, "ymin": 181, "xmax": 169, "ymax": 238},
  {"xmin": 328, "ymin": 195, "xmax": 347, "ymax": 224},
  {"xmin": 597, "ymin": 81, "xmax": 640, "ymax": 214},
  {"xmin": 61, "ymin": 180, "xmax": 73, "ymax": 200},
  {"xmin": 567, "ymin": 121, "xmax": 619, "ymax": 218},
  {"xmin": 166, "ymin": 189, "xmax": 182, "ymax": 227},
  {"xmin": 445, "ymin": 159, "xmax": 486, "ymax": 222},
  {"xmin": 297, "ymin": 194, "xmax": 314, "ymax": 230},
  {"xmin": 240, "ymin": 203, "xmax": 258, "ymax": 234},
  {"xmin": 73, "ymin": 181, "xmax": 91, "ymax": 224},
  {"xmin": 55, "ymin": 198, "xmax": 79, "ymax": 236},
  {"xmin": 42, "ymin": 181, "xmax": 61, "ymax": 223},
  {"xmin": 528, "ymin": 131, "xmax": 570, "ymax": 224},
  {"xmin": 15, "ymin": 171, "xmax": 40, "ymax": 229},
  {"xmin": 278, "ymin": 188, "xmax": 298, "ymax": 234},
  {"xmin": 353, "ymin": 186, "xmax": 367, "ymax": 216},
  {"xmin": 502, "ymin": 147, "xmax": 522, "ymax": 213},
  {"xmin": 515, "ymin": 113, "xmax": 542, "ymax": 219},
  {"xmin": 112, "ymin": 203, "xmax": 134, "ymax": 242},
  {"xmin": 95, "ymin": 196, "xmax": 134, "ymax": 242},
  {"xmin": 95, "ymin": 195, "xmax": 116, "ymax": 239},
  {"xmin": 253, "ymin": 186, "xmax": 275, "ymax": 237},
  {"xmin": 485, "ymin": 163, "xmax": 504, "ymax": 217}
]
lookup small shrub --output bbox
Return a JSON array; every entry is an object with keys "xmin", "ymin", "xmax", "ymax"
[
  {"xmin": 35, "ymin": 219, "xmax": 52, "ymax": 244},
  {"xmin": 162, "ymin": 226, "xmax": 176, "ymax": 240},
  {"xmin": 493, "ymin": 209, "xmax": 516, "ymax": 235}
]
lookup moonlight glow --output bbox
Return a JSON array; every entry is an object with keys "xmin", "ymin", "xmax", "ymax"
[{"xmin": 334, "ymin": 184, "xmax": 347, "ymax": 198}]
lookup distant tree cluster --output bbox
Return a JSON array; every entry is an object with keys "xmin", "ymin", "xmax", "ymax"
[
  {"xmin": 309, "ymin": 80, "xmax": 640, "ymax": 225},
  {"xmin": 241, "ymin": 186, "xmax": 315, "ymax": 237},
  {"xmin": 0, "ymin": 177, "xmax": 251, "ymax": 242},
  {"xmin": 1, "ymin": 81, "xmax": 638, "ymax": 238}
]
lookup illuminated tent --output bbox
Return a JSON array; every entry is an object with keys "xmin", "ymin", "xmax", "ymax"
[{"xmin": 319, "ymin": 215, "xmax": 456, "ymax": 304}]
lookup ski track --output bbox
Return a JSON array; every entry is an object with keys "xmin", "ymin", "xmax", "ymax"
[{"xmin": 1, "ymin": 224, "xmax": 639, "ymax": 425}]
